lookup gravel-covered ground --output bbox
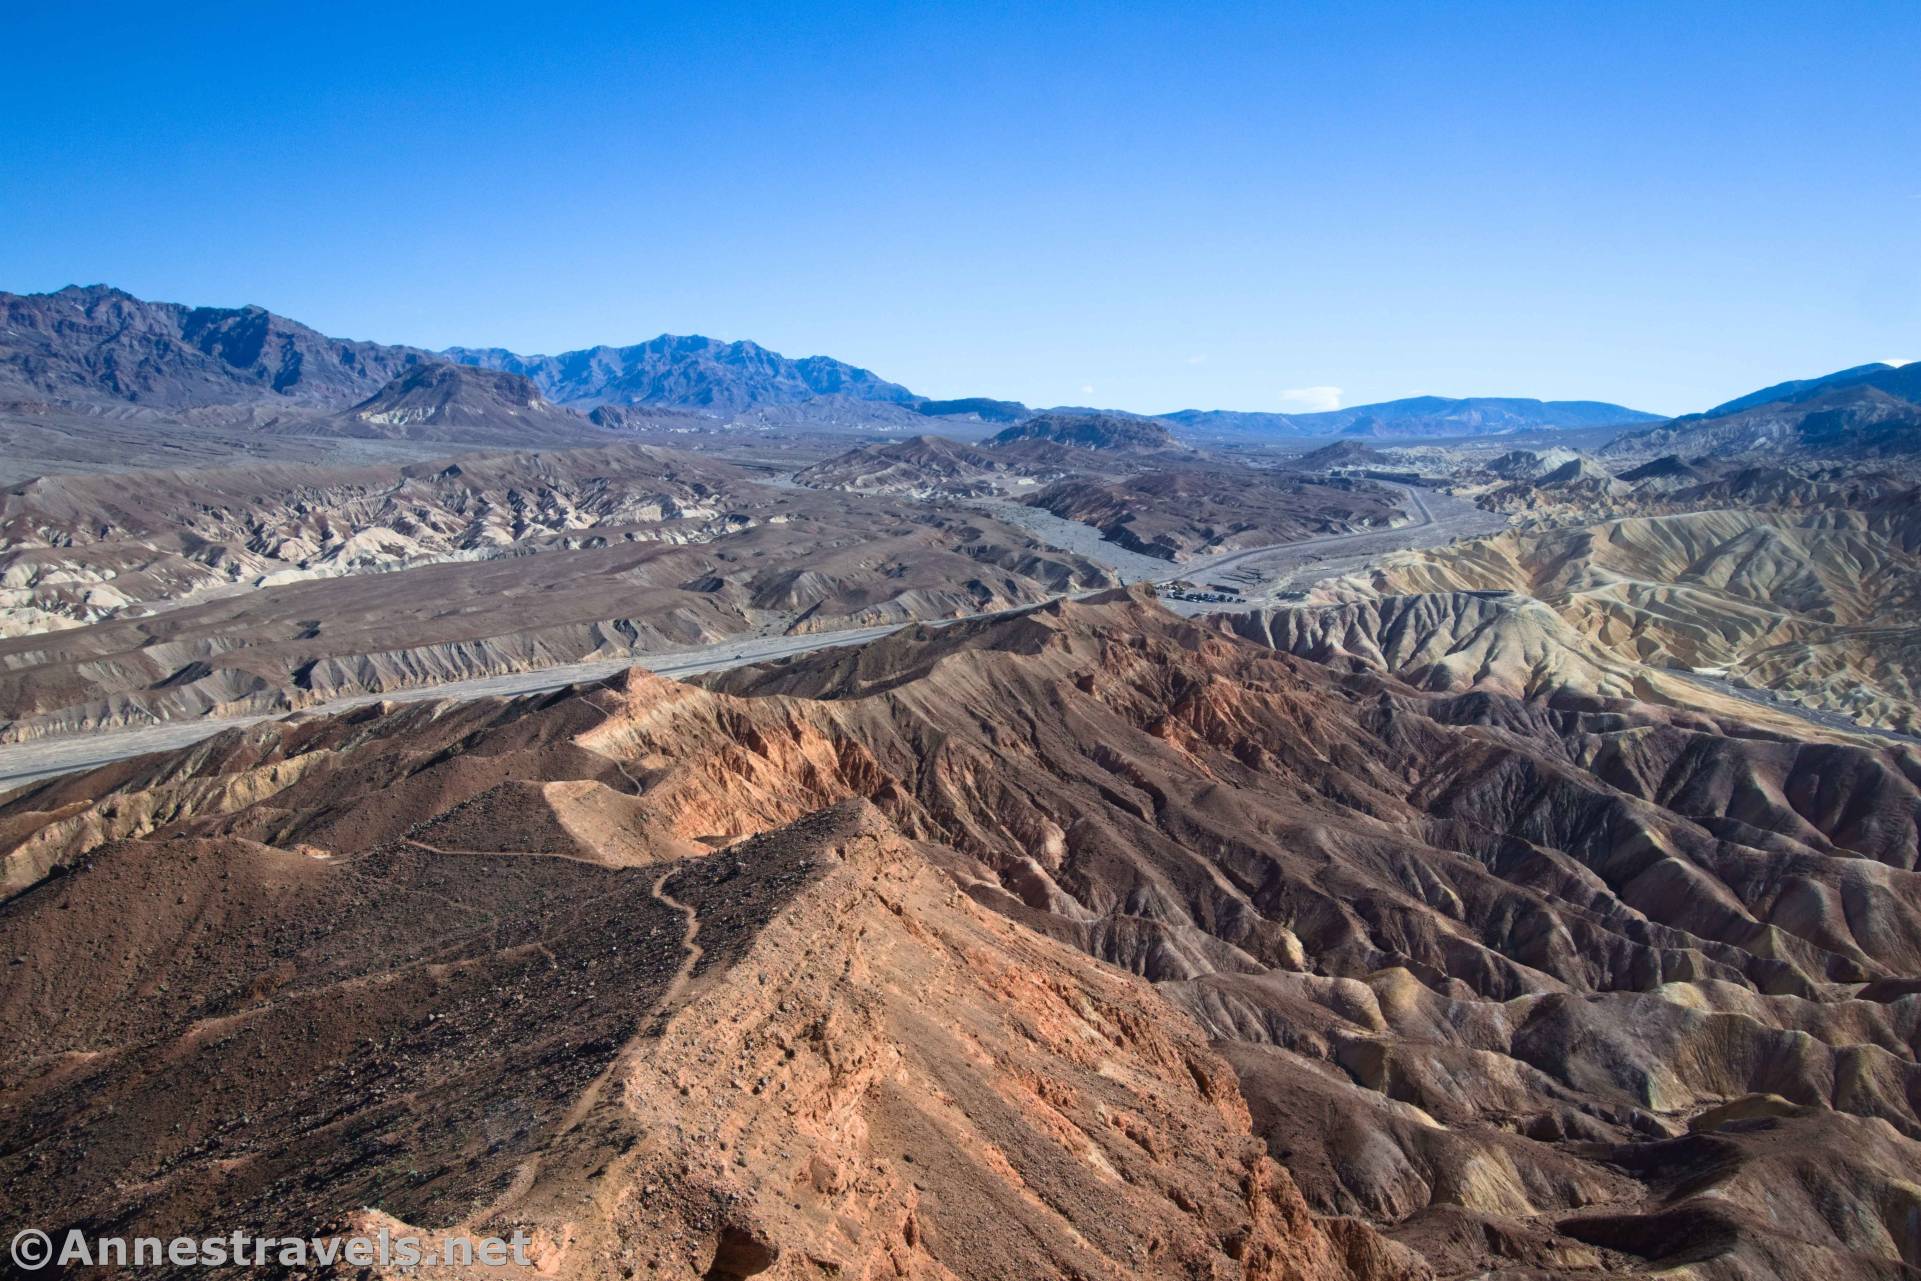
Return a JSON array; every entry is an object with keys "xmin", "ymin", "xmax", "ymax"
[{"xmin": 0, "ymin": 485, "xmax": 1504, "ymax": 790}]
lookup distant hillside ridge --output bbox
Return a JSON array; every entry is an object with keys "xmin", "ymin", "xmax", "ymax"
[
  {"xmin": 1166, "ymin": 394, "xmax": 1662, "ymax": 439},
  {"xmin": 0, "ymin": 284, "xmax": 1674, "ymax": 440},
  {"xmin": 1605, "ymin": 362, "xmax": 1921, "ymax": 458},
  {"xmin": 0, "ymin": 285, "xmax": 923, "ymax": 422},
  {"xmin": 987, "ymin": 411, "xmax": 1180, "ymax": 451},
  {"xmin": 0, "ymin": 284, "xmax": 434, "ymax": 408},
  {"xmin": 320, "ymin": 363, "xmax": 602, "ymax": 444},
  {"xmin": 444, "ymin": 334, "xmax": 920, "ymax": 412}
]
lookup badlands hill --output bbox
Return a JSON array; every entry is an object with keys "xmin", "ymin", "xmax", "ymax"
[
  {"xmin": 1473, "ymin": 453, "xmax": 1629, "ymax": 514},
  {"xmin": 792, "ymin": 423, "xmax": 1192, "ymax": 498},
  {"xmin": 1326, "ymin": 483, "xmax": 1921, "ymax": 733},
  {"xmin": 1294, "ymin": 441, "xmax": 1394, "ymax": 470},
  {"xmin": 987, "ymin": 411, "xmax": 1181, "ymax": 451},
  {"xmin": 1024, "ymin": 468, "xmax": 1406, "ymax": 562},
  {"xmin": 317, "ymin": 362, "xmax": 605, "ymax": 445},
  {"xmin": 0, "ymin": 445, "xmax": 747, "ymax": 635},
  {"xmin": 1216, "ymin": 589, "xmax": 1676, "ymax": 705},
  {"xmin": 1613, "ymin": 453, "xmax": 1716, "ymax": 491},
  {"xmin": 1483, "ymin": 447, "xmax": 1584, "ymax": 480},
  {"xmin": 790, "ymin": 435, "xmax": 1015, "ymax": 494},
  {"xmin": 5, "ymin": 591, "xmax": 1920, "ymax": 1278},
  {"xmin": 909, "ymin": 394, "xmax": 1030, "ymax": 422}
]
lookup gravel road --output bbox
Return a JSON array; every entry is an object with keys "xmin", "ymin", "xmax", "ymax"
[
  {"xmin": 1159, "ymin": 484, "xmax": 1507, "ymax": 607},
  {"xmin": 1673, "ymin": 671, "xmax": 1921, "ymax": 746},
  {"xmin": 0, "ymin": 483, "xmax": 1501, "ymax": 791},
  {"xmin": 0, "ymin": 627, "xmax": 905, "ymax": 791}
]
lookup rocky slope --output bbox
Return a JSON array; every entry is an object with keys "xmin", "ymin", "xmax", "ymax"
[
  {"xmin": 0, "ymin": 285, "xmax": 433, "ymax": 409},
  {"xmin": 1605, "ymin": 363, "xmax": 1921, "ymax": 459},
  {"xmin": 315, "ymin": 362, "xmax": 604, "ymax": 444},
  {"xmin": 0, "ymin": 630, "xmax": 1433, "ymax": 1280},
  {"xmin": 0, "ymin": 445, "xmax": 746, "ymax": 636},
  {"xmin": 987, "ymin": 411, "xmax": 1182, "ymax": 451},
  {"xmin": 1325, "ymin": 491, "xmax": 1921, "ymax": 732},
  {"xmin": 446, "ymin": 335, "xmax": 919, "ymax": 413},
  {"xmin": 5, "ymin": 591, "xmax": 1919, "ymax": 1277},
  {"xmin": 1216, "ymin": 591, "xmax": 1679, "ymax": 705},
  {"xmin": 792, "ymin": 435, "xmax": 1020, "ymax": 495},
  {"xmin": 1025, "ymin": 468, "xmax": 1405, "ymax": 562}
]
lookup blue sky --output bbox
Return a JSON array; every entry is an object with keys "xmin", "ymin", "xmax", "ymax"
[{"xmin": 2, "ymin": 1, "xmax": 1915, "ymax": 416}]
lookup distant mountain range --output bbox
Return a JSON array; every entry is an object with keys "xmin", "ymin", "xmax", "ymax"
[
  {"xmin": 0, "ymin": 287, "xmax": 918, "ymax": 429},
  {"xmin": 0, "ymin": 284, "xmax": 1678, "ymax": 444},
  {"xmin": 1605, "ymin": 362, "xmax": 1921, "ymax": 458},
  {"xmin": 1701, "ymin": 362, "xmax": 1913, "ymax": 416},
  {"xmin": 0, "ymin": 285, "xmax": 433, "ymax": 409},
  {"xmin": 443, "ymin": 336, "xmax": 918, "ymax": 412},
  {"xmin": 1161, "ymin": 396, "xmax": 1663, "ymax": 439},
  {"xmin": 908, "ymin": 395, "xmax": 1663, "ymax": 440}
]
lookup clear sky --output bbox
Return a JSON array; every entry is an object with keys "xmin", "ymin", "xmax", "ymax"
[{"xmin": 3, "ymin": 1, "xmax": 1915, "ymax": 416}]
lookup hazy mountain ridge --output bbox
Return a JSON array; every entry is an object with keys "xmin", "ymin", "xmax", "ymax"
[
  {"xmin": 1607, "ymin": 362, "xmax": 1921, "ymax": 458},
  {"xmin": 1704, "ymin": 361, "xmax": 1913, "ymax": 415},
  {"xmin": 1166, "ymin": 395, "xmax": 1663, "ymax": 439},
  {"xmin": 16, "ymin": 283, "xmax": 1911, "ymax": 461},
  {"xmin": 2, "ymin": 287, "xmax": 1677, "ymax": 445},
  {"xmin": 444, "ymin": 335, "xmax": 920, "ymax": 412}
]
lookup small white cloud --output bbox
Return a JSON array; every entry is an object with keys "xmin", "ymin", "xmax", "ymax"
[
  {"xmin": 1278, "ymin": 385, "xmax": 1343, "ymax": 412},
  {"xmin": 1081, "ymin": 383, "xmax": 1095, "ymax": 395},
  {"xmin": 1885, "ymin": 358, "xmax": 1913, "ymax": 367},
  {"xmin": 1184, "ymin": 354, "xmax": 1209, "ymax": 366}
]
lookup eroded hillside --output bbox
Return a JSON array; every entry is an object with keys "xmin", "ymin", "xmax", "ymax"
[
  {"xmin": 4, "ymin": 591, "xmax": 1917, "ymax": 1278},
  {"xmin": 1026, "ymin": 468, "xmax": 1407, "ymax": 562},
  {"xmin": 1319, "ymin": 475, "xmax": 1921, "ymax": 733},
  {"xmin": 0, "ymin": 446, "xmax": 1115, "ymax": 741}
]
